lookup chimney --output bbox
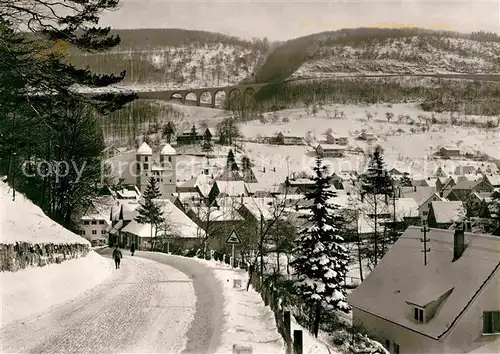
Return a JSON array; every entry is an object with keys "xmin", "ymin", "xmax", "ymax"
[
  {"xmin": 453, "ymin": 227, "xmax": 466, "ymax": 261},
  {"xmin": 413, "ymin": 185, "xmax": 417, "ymax": 192},
  {"xmin": 439, "ymin": 191, "xmax": 443, "ymax": 198},
  {"xmin": 177, "ymin": 191, "xmax": 180, "ymax": 199}
]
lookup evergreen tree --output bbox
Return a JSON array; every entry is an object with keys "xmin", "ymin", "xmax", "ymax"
[
  {"xmin": 162, "ymin": 122, "xmax": 175, "ymax": 143},
  {"xmin": 135, "ymin": 177, "xmax": 164, "ymax": 251},
  {"xmin": 399, "ymin": 172, "xmax": 412, "ymax": 187},
  {"xmin": 241, "ymin": 156, "xmax": 253, "ymax": 171},
  {"xmin": 360, "ymin": 145, "xmax": 393, "ymax": 267},
  {"xmin": 227, "ymin": 149, "xmax": 236, "ymax": 168},
  {"xmin": 290, "ymin": 155, "xmax": 350, "ymax": 338},
  {"xmin": 190, "ymin": 124, "xmax": 198, "ymax": 145}
]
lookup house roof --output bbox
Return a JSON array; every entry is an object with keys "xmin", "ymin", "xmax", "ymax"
[
  {"xmin": 348, "ymin": 226, "xmax": 500, "ymax": 340},
  {"xmin": 122, "ymin": 199, "xmax": 204, "ymax": 239},
  {"xmin": 451, "ymin": 180, "xmax": 481, "ymax": 191},
  {"xmin": 137, "ymin": 142, "xmax": 152, "ymax": 155},
  {"xmin": 399, "ymin": 187, "xmax": 437, "ymax": 207},
  {"xmin": 238, "ymin": 197, "xmax": 277, "ymax": 220},
  {"xmin": 160, "ymin": 143, "xmax": 176, "ymax": 155},
  {"xmin": 431, "ymin": 201, "xmax": 466, "ymax": 224},
  {"xmin": 453, "ymin": 165, "xmax": 476, "ymax": 175},
  {"xmin": 245, "ymin": 182, "xmax": 281, "ymax": 194},
  {"xmin": 215, "ymin": 180, "xmax": 247, "ymax": 197},
  {"xmin": 394, "ymin": 198, "xmax": 419, "ymax": 220},
  {"xmin": 317, "ymin": 143, "xmax": 345, "ymax": 150},
  {"xmin": 472, "ymin": 192, "xmax": 493, "ymax": 202},
  {"xmin": 485, "ymin": 175, "xmax": 500, "ymax": 186},
  {"xmin": 189, "ymin": 203, "xmax": 244, "ymax": 223}
]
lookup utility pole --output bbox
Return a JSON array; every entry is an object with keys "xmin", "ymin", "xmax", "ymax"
[
  {"xmin": 11, "ymin": 152, "xmax": 16, "ymax": 201},
  {"xmin": 420, "ymin": 220, "xmax": 430, "ymax": 266},
  {"xmin": 260, "ymin": 212, "xmax": 264, "ymax": 282}
]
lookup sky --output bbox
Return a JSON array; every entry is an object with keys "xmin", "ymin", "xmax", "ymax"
[{"xmin": 99, "ymin": 0, "xmax": 500, "ymax": 41}]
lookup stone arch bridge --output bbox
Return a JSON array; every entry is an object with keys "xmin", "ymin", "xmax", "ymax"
[{"xmin": 129, "ymin": 83, "xmax": 270, "ymax": 108}]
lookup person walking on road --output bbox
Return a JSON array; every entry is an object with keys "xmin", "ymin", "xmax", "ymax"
[
  {"xmin": 112, "ymin": 245, "xmax": 123, "ymax": 269},
  {"xmin": 130, "ymin": 242, "xmax": 135, "ymax": 256}
]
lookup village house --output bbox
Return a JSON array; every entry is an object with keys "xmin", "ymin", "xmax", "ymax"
[
  {"xmin": 397, "ymin": 186, "xmax": 445, "ymax": 220},
  {"xmin": 115, "ymin": 186, "xmax": 141, "ymax": 200},
  {"xmin": 186, "ymin": 197, "xmax": 243, "ymax": 250},
  {"xmin": 445, "ymin": 179, "xmax": 494, "ymax": 202},
  {"xmin": 101, "ymin": 145, "xmax": 128, "ymax": 160},
  {"xmin": 434, "ymin": 167, "xmax": 448, "ymax": 178},
  {"xmin": 325, "ymin": 133, "xmax": 349, "ymax": 145},
  {"xmin": 483, "ymin": 174, "xmax": 500, "ymax": 188},
  {"xmin": 438, "ymin": 147, "xmax": 461, "ymax": 159},
  {"xmin": 315, "ymin": 143, "xmax": 345, "ymax": 158},
  {"xmin": 427, "ymin": 201, "xmax": 466, "ymax": 229},
  {"xmin": 331, "ymin": 172, "xmax": 358, "ymax": 190},
  {"xmin": 77, "ymin": 195, "xmax": 115, "ymax": 246},
  {"xmin": 209, "ymin": 180, "xmax": 247, "ymax": 199},
  {"xmin": 276, "ymin": 132, "xmax": 304, "ymax": 145},
  {"xmin": 358, "ymin": 131, "xmax": 376, "ymax": 141},
  {"xmin": 121, "ymin": 199, "xmax": 204, "ymax": 251},
  {"xmin": 176, "ymin": 173, "xmax": 214, "ymax": 200},
  {"xmin": 453, "ymin": 165, "xmax": 477, "ymax": 175},
  {"xmin": 108, "ymin": 200, "xmax": 141, "ymax": 247},
  {"xmin": 348, "ymin": 226, "xmax": 500, "ymax": 354}
]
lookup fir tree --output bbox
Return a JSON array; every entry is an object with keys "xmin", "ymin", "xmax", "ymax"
[
  {"xmin": 135, "ymin": 177, "xmax": 164, "ymax": 251},
  {"xmin": 162, "ymin": 122, "xmax": 175, "ymax": 144},
  {"xmin": 360, "ymin": 145, "xmax": 393, "ymax": 267},
  {"xmin": 290, "ymin": 155, "xmax": 350, "ymax": 338},
  {"xmin": 241, "ymin": 156, "xmax": 253, "ymax": 171},
  {"xmin": 227, "ymin": 149, "xmax": 236, "ymax": 169},
  {"xmin": 190, "ymin": 124, "xmax": 198, "ymax": 145},
  {"xmin": 399, "ymin": 172, "xmax": 412, "ymax": 187}
]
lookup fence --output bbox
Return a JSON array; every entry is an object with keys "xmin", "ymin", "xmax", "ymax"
[{"xmin": 250, "ymin": 274, "xmax": 304, "ymax": 354}]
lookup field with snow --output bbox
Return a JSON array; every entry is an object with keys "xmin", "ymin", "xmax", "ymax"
[{"xmin": 238, "ymin": 103, "xmax": 500, "ymax": 180}]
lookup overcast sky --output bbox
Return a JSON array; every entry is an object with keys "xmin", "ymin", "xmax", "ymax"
[{"xmin": 99, "ymin": 0, "xmax": 500, "ymax": 41}]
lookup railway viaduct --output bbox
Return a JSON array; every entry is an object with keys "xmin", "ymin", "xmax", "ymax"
[{"xmin": 130, "ymin": 82, "xmax": 270, "ymax": 108}]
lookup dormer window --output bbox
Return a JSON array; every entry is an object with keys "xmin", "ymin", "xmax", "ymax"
[
  {"xmin": 414, "ymin": 307, "xmax": 424, "ymax": 323},
  {"xmin": 483, "ymin": 311, "xmax": 500, "ymax": 334}
]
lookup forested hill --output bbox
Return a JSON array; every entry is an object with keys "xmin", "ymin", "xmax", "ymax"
[
  {"xmin": 253, "ymin": 28, "xmax": 500, "ymax": 83},
  {"xmin": 67, "ymin": 28, "xmax": 270, "ymax": 87}
]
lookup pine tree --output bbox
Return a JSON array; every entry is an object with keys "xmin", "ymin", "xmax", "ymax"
[
  {"xmin": 135, "ymin": 177, "xmax": 164, "ymax": 251},
  {"xmin": 360, "ymin": 145, "xmax": 393, "ymax": 267},
  {"xmin": 399, "ymin": 172, "xmax": 412, "ymax": 187},
  {"xmin": 190, "ymin": 124, "xmax": 198, "ymax": 145},
  {"xmin": 290, "ymin": 155, "xmax": 350, "ymax": 338},
  {"xmin": 162, "ymin": 122, "xmax": 175, "ymax": 143},
  {"xmin": 227, "ymin": 149, "xmax": 236, "ymax": 169}
]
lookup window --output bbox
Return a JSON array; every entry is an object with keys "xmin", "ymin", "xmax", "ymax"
[
  {"xmin": 143, "ymin": 163, "xmax": 149, "ymax": 170},
  {"xmin": 169, "ymin": 179, "xmax": 172, "ymax": 183},
  {"xmin": 101, "ymin": 230, "xmax": 106, "ymax": 234},
  {"xmin": 168, "ymin": 157, "xmax": 172, "ymax": 162},
  {"xmin": 394, "ymin": 343, "xmax": 400, "ymax": 354},
  {"xmin": 423, "ymin": 211, "xmax": 428, "ymax": 215},
  {"xmin": 157, "ymin": 178, "xmax": 160, "ymax": 182},
  {"xmin": 428, "ymin": 203, "xmax": 432, "ymax": 208},
  {"xmin": 92, "ymin": 230, "xmax": 97, "ymax": 235},
  {"xmin": 84, "ymin": 221, "xmax": 89, "ymax": 225},
  {"xmin": 80, "ymin": 230, "xmax": 86, "ymax": 235},
  {"xmin": 144, "ymin": 156, "xmax": 148, "ymax": 162},
  {"xmin": 91, "ymin": 220, "xmax": 97, "ymax": 225},
  {"xmin": 414, "ymin": 307, "xmax": 424, "ymax": 323},
  {"xmin": 99, "ymin": 220, "xmax": 104, "ymax": 225},
  {"xmin": 385, "ymin": 340, "xmax": 390, "ymax": 350},
  {"xmin": 483, "ymin": 311, "xmax": 500, "ymax": 334}
]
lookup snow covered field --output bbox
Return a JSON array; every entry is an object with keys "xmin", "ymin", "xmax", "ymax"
[
  {"xmin": 0, "ymin": 251, "xmax": 113, "ymax": 328},
  {"xmin": 238, "ymin": 103, "xmax": 500, "ymax": 179}
]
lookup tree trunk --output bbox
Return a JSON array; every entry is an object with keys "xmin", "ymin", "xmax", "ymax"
[
  {"xmin": 373, "ymin": 194, "xmax": 378, "ymax": 266},
  {"xmin": 356, "ymin": 228, "xmax": 364, "ymax": 282}
]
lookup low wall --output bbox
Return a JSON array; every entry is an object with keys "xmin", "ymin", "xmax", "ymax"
[{"xmin": 0, "ymin": 242, "xmax": 90, "ymax": 272}]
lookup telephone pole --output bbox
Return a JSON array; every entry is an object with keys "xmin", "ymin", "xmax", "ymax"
[{"xmin": 420, "ymin": 220, "xmax": 431, "ymax": 266}]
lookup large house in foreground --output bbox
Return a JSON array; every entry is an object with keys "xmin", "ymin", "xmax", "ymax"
[{"xmin": 348, "ymin": 226, "xmax": 500, "ymax": 354}]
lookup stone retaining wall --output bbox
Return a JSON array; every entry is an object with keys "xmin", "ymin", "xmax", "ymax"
[{"xmin": 0, "ymin": 242, "xmax": 90, "ymax": 272}]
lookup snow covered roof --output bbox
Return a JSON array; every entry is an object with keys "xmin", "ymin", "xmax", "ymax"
[
  {"xmin": 122, "ymin": 199, "xmax": 204, "ymax": 239},
  {"xmin": 0, "ymin": 182, "xmax": 89, "ymax": 245},
  {"xmin": 189, "ymin": 204, "xmax": 244, "ymax": 223},
  {"xmin": 120, "ymin": 201, "xmax": 141, "ymax": 221},
  {"xmin": 399, "ymin": 187, "xmax": 437, "ymax": 207},
  {"xmin": 394, "ymin": 198, "xmax": 419, "ymax": 221},
  {"xmin": 453, "ymin": 165, "xmax": 476, "ymax": 175},
  {"xmin": 348, "ymin": 226, "xmax": 500, "ymax": 340},
  {"xmin": 137, "ymin": 142, "xmax": 152, "ymax": 155},
  {"xmin": 430, "ymin": 201, "xmax": 466, "ymax": 224},
  {"xmin": 160, "ymin": 143, "xmax": 176, "ymax": 155},
  {"xmin": 116, "ymin": 188, "xmax": 139, "ymax": 199},
  {"xmin": 215, "ymin": 180, "xmax": 247, "ymax": 197},
  {"xmin": 485, "ymin": 174, "xmax": 500, "ymax": 186},
  {"xmin": 238, "ymin": 197, "xmax": 277, "ymax": 220},
  {"xmin": 245, "ymin": 182, "xmax": 281, "ymax": 194}
]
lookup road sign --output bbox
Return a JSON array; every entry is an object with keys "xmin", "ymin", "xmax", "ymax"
[{"xmin": 225, "ymin": 230, "xmax": 241, "ymax": 244}]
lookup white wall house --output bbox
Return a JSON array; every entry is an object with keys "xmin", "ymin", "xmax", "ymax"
[
  {"xmin": 348, "ymin": 226, "xmax": 500, "ymax": 354},
  {"xmin": 77, "ymin": 196, "xmax": 115, "ymax": 246}
]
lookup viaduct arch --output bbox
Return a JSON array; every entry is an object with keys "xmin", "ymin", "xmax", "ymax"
[{"xmin": 133, "ymin": 83, "xmax": 268, "ymax": 108}]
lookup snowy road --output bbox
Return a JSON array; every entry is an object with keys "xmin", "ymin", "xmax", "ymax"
[{"xmin": 0, "ymin": 251, "xmax": 223, "ymax": 354}]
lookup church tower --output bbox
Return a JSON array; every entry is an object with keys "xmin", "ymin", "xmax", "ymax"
[
  {"xmin": 136, "ymin": 142, "xmax": 153, "ymax": 194},
  {"xmin": 159, "ymin": 143, "xmax": 177, "ymax": 198}
]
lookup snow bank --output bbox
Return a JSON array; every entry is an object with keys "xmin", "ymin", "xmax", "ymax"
[
  {"xmin": 0, "ymin": 250, "xmax": 113, "ymax": 328},
  {"xmin": 0, "ymin": 182, "xmax": 89, "ymax": 246},
  {"xmin": 190, "ymin": 257, "xmax": 285, "ymax": 354}
]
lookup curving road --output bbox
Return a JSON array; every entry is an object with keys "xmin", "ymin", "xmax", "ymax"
[{"xmin": 0, "ymin": 250, "xmax": 223, "ymax": 354}]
